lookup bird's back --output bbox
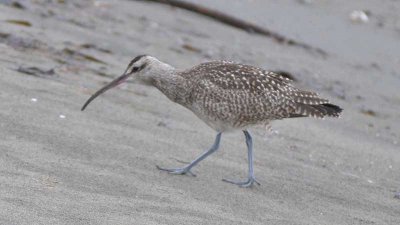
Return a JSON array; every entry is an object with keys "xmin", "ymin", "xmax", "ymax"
[{"xmin": 178, "ymin": 61, "xmax": 341, "ymax": 131}]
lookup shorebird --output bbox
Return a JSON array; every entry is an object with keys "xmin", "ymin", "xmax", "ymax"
[{"xmin": 81, "ymin": 55, "xmax": 342, "ymax": 187}]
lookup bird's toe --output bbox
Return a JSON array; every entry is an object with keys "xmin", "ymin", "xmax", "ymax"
[
  {"xmin": 156, "ymin": 165, "xmax": 196, "ymax": 176},
  {"xmin": 222, "ymin": 177, "xmax": 260, "ymax": 188}
]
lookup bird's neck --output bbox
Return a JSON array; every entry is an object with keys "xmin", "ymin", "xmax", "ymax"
[{"xmin": 150, "ymin": 65, "xmax": 190, "ymax": 105}]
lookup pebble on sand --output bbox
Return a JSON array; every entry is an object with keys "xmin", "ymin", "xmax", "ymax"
[{"xmin": 350, "ymin": 10, "xmax": 369, "ymax": 23}]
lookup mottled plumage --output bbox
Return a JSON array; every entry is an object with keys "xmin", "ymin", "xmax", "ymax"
[
  {"xmin": 168, "ymin": 61, "xmax": 341, "ymax": 131},
  {"xmin": 82, "ymin": 55, "xmax": 342, "ymax": 187}
]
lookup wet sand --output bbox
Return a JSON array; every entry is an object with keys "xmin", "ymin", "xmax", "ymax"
[{"xmin": 0, "ymin": 0, "xmax": 399, "ymax": 224}]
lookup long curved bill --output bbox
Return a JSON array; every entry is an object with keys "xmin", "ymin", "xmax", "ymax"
[{"xmin": 81, "ymin": 73, "xmax": 130, "ymax": 111}]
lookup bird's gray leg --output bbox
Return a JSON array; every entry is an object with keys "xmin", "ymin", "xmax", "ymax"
[
  {"xmin": 222, "ymin": 130, "xmax": 260, "ymax": 187},
  {"xmin": 157, "ymin": 132, "xmax": 222, "ymax": 176}
]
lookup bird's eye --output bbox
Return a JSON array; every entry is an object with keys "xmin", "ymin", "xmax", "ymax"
[{"xmin": 131, "ymin": 66, "xmax": 139, "ymax": 73}]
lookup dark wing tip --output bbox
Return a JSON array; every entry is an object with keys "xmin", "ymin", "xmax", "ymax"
[
  {"xmin": 291, "ymin": 103, "xmax": 343, "ymax": 118},
  {"xmin": 273, "ymin": 70, "xmax": 296, "ymax": 81},
  {"xmin": 321, "ymin": 103, "xmax": 343, "ymax": 116}
]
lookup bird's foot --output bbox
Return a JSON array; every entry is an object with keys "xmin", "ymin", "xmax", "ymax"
[
  {"xmin": 222, "ymin": 177, "xmax": 260, "ymax": 188},
  {"xmin": 156, "ymin": 165, "xmax": 196, "ymax": 177}
]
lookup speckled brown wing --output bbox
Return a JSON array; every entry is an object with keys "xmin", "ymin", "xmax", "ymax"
[
  {"xmin": 181, "ymin": 62, "xmax": 289, "ymax": 129},
  {"xmin": 182, "ymin": 61, "xmax": 341, "ymax": 130}
]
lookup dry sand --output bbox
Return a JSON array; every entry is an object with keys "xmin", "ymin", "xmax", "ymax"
[{"xmin": 0, "ymin": 0, "xmax": 399, "ymax": 224}]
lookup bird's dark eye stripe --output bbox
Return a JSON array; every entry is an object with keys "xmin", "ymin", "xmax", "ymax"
[
  {"xmin": 131, "ymin": 63, "xmax": 147, "ymax": 73},
  {"xmin": 131, "ymin": 67, "xmax": 139, "ymax": 73}
]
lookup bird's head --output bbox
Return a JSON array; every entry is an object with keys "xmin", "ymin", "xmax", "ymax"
[{"xmin": 81, "ymin": 55, "xmax": 173, "ymax": 111}]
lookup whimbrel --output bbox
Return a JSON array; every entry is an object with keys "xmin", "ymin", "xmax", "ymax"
[{"xmin": 81, "ymin": 55, "xmax": 342, "ymax": 187}]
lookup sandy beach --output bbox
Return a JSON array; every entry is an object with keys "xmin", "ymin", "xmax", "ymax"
[{"xmin": 0, "ymin": 0, "xmax": 399, "ymax": 224}]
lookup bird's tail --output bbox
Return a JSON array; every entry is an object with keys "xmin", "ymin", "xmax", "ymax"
[{"xmin": 290, "ymin": 91, "xmax": 342, "ymax": 118}]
